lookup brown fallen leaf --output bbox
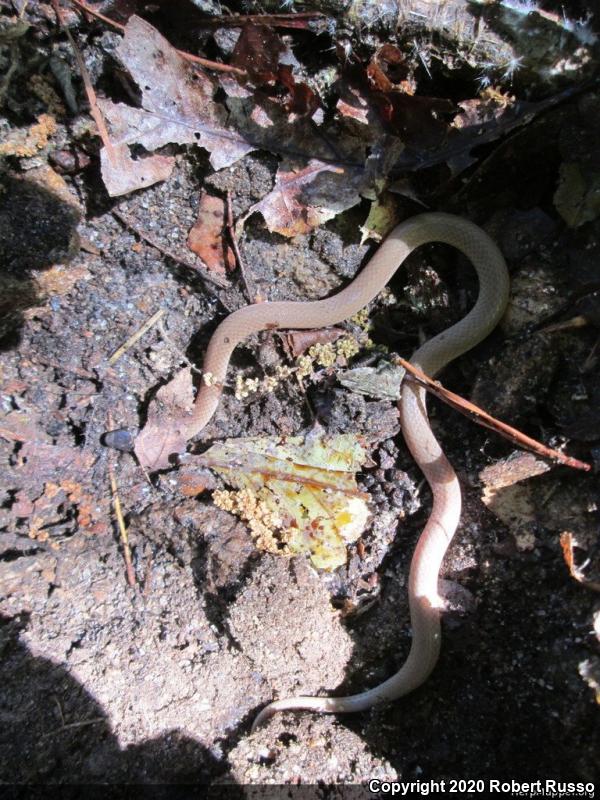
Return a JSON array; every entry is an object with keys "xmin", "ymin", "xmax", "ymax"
[
  {"xmin": 282, "ymin": 327, "xmax": 345, "ymax": 358},
  {"xmin": 560, "ymin": 532, "xmax": 600, "ymax": 593},
  {"xmin": 98, "ymin": 15, "xmax": 255, "ymax": 196},
  {"xmin": 277, "ymin": 64, "xmax": 321, "ymax": 119},
  {"xmin": 366, "ymin": 43, "xmax": 414, "ymax": 95},
  {"xmin": 241, "ymin": 159, "xmax": 344, "ymax": 237},
  {"xmin": 187, "ymin": 193, "xmax": 236, "ymax": 277},
  {"xmin": 100, "ymin": 141, "xmax": 174, "ymax": 198},
  {"xmin": 480, "ymin": 452, "xmax": 552, "ymax": 549},
  {"xmin": 5, "ymin": 421, "xmax": 105, "ymax": 539},
  {"xmin": 16, "ymin": 441, "xmax": 96, "ymax": 485},
  {"xmin": 228, "ymin": 21, "xmax": 320, "ymax": 119},
  {"xmin": 230, "ymin": 22, "xmax": 285, "ymax": 84},
  {"xmin": 0, "ymin": 410, "xmax": 52, "ymax": 444},
  {"xmin": 480, "ymin": 451, "xmax": 552, "ymax": 494},
  {"xmin": 336, "ymin": 86, "xmax": 370, "ymax": 126},
  {"xmin": 133, "ymin": 367, "xmax": 196, "ymax": 471}
]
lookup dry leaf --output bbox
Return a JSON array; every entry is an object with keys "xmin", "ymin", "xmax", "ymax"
[
  {"xmin": 366, "ymin": 44, "xmax": 414, "ymax": 95},
  {"xmin": 3, "ymin": 409, "xmax": 105, "ymax": 539},
  {"xmin": 336, "ymin": 87, "xmax": 370, "ymax": 126},
  {"xmin": 100, "ymin": 141, "xmax": 174, "ymax": 197},
  {"xmin": 187, "ymin": 193, "xmax": 236, "ymax": 276},
  {"xmin": 282, "ymin": 327, "xmax": 345, "ymax": 358},
  {"xmin": 359, "ymin": 192, "xmax": 400, "ymax": 244},
  {"xmin": 554, "ymin": 163, "xmax": 600, "ymax": 228},
  {"xmin": 134, "ymin": 367, "xmax": 196, "ymax": 471},
  {"xmin": 338, "ymin": 361, "xmax": 405, "ymax": 400},
  {"xmin": 560, "ymin": 532, "xmax": 600, "ymax": 593},
  {"xmin": 99, "ymin": 15, "xmax": 255, "ymax": 196},
  {"xmin": 242, "ymin": 159, "xmax": 344, "ymax": 237},
  {"xmin": 0, "ymin": 410, "xmax": 52, "ymax": 444},
  {"xmin": 194, "ymin": 432, "xmax": 371, "ymax": 570},
  {"xmin": 480, "ymin": 452, "xmax": 551, "ymax": 550},
  {"xmin": 231, "ymin": 22, "xmax": 285, "ymax": 83}
]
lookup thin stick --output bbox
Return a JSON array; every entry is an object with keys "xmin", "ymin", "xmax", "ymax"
[
  {"xmin": 42, "ymin": 718, "xmax": 105, "ymax": 738},
  {"xmin": 69, "ymin": 0, "xmax": 246, "ymax": 76},
  {"xmin": 107, "ymin": 450, "xmax": 136, "ymax": 587},
  {"xmin": 197, "ymin": 11, "xmax": 327, "ymax": 29},
  {"xmin": 394, "ymin": 356, "xmax": 591, "ymax": 472},
  {"xmin": 108, "ymin": 309, "xmax": 165, "ymax": 365},
  {"xmin": 157, "ymin": 318, "xmax": 202, "ymax": 375},
  {"xmin": 112, "ymin": 208, "xmax": 230, "ymax": 292},
  {"xmin": 51, "ymin": 0, "xmax": 114, "ymax": 157},
  {"xmin": 226, "ymin": 190, "xmax": 255, "ymax": 302}
]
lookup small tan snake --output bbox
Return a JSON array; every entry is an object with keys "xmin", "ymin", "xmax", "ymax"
[{"xmin": 143, "ymin": 212, "xmax": 510, "ymax": 729}]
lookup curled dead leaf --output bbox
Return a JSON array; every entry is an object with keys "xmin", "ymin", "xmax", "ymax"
[
  {"xmin": 187, "ymin": 193, "xmax": 236, "ymax": 276},
  {"xmin": 134, "ymin": 367, "xmax": 196, "ymax": 471},
  {"xmin": 241, "ymin": 159, "xmax": 344, "ymax": 237}
]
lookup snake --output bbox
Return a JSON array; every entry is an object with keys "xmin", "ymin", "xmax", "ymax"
[{"xmin": 138, "ymin": 212, "xmax": 510, "ymax": 729}]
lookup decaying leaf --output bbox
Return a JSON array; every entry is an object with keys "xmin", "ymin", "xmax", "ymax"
[
  {"xmin": 187, "ymin": 193, "xmax": 236, "ymax": 276},
  {"xmin": 134, "ymin": 367, "xmax": 196, "ymax": 471},
  {"xmin": 336, "ymin": 87, "xmax": 370, "ymax": 126},
  {"xmin": 282, "ymin": 327, "xmax": 345, "ymax": 358},
  {"xmin": 241, "ymin": 159, "xmax": 344, "ymax": 237},
  {"xmin": 366, "ymin": 44, "xmax": 414, "ymax": 95},
  {"xmin": 480, "ymin": 451, "xmax": 551, "ymax": 551},
  {"xmin": 359, "ymin": 192, "xmax": 401, "ymax": 245},
  {"xmin": 192, "ymin": 432, "xmax": 371, "ymax": 570},
  {"xmin": 2, "ymin": 406, "xmax": 105, "ymax": 539},
  {"xmin": 98, "ymin": 15, "xmax": 255, "ymax": 195},
  {"xmin": 230, "ymin": 22, "xmax": 285, "ymax": 84},
  {"xmin": 554, "ymin": 162, "xmax": 600, "ymax": 228},
  {"xmin": 338, "ymin": 361, "xmax": 405, "ymax": 400},
  {"xmin": 100, "ymin": 141, "xmax": 174, "ymax": 198},
  {"xmin": 560, "ymin": 532, "xmax": 600, "ymax": 593}
]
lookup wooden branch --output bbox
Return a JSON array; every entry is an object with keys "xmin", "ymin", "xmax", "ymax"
[{"xmin": 394, "ymin": 356, "xmax": 591, "ymax": 472}]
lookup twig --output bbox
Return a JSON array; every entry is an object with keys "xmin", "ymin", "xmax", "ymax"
[
  {"xmin": 226, "ymin": 190, "xmax": 256, "ymax": 302},
  {"xmin": 157, "ymin": 318, "xmax": 202, "ymax": 375},
  {"xmin": 107, "ymin": 446, "xmax": 136, "ymax": 587},
  {"xmin": 108, "ymin": 309, "xmax": 165, "ymax": 365},
  {"xmin": 197, "ymin": 11, "xmax": 327, "ymax": 29},
  {"xmin": 42, "ymin": 718, "xmax": 105, "ymax": 738},
  {"xmin": 112, "ymin": 208, "xmax": 230, "ymax": 292},
  {"xmin": 538, "ymin": 314, "xmax": 589, "ymax": 334},
  {"xmin": 69, "ymin": 0, "xmax": 246, "ymax": 76},
  {"xmin": 394, "ymin": 356, "xmax": 592, "ymax": 472},
  {"xmin": 51, "ymin": 0, "xmax": 114, "ymax": 157},
  {"xmin": 142, "ymin": 549, "xmax": 153, "ymax": 597}
]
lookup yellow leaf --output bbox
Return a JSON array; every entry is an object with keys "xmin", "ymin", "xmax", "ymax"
[{"xmin": 196, "ymin": 432, "xmax": 371, "ymax": 570}]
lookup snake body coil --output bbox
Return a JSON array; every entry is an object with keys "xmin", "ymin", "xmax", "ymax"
[{"xmin": 142, "ymin": 213, "xmax": 510, "ymax": 729}]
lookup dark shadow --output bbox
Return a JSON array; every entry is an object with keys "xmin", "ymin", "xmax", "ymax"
[
  {"xmin": 0, "ymin": 171, "xmax": 81, "ymax": 350},
  {"xmin": 0, "ymin": 613, "xmax": 242, "ymax": 789},
  {"xmin": 189, "ymin": 521, "xmax": 261, "ymax": 654}
]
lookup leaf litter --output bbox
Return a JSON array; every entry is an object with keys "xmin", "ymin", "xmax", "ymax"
[{"xmin": 190, "ymin": 432, "xmax": 371, "ymax": 570}]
